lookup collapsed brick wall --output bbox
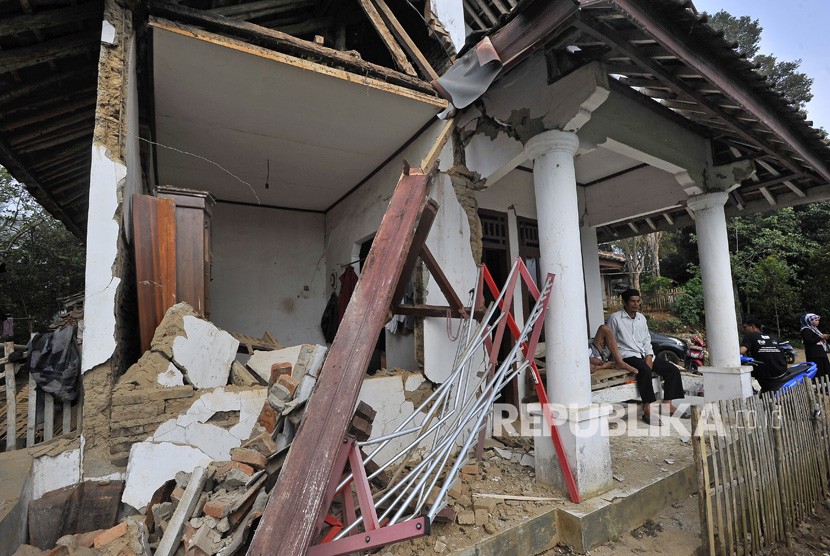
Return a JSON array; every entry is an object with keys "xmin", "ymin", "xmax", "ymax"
[{"xmin": 109, "ymin": 384, "xmax": 199, "ymax": 467}]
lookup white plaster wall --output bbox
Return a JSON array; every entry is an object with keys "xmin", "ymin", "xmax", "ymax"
[
  {"xmin": 31, "ymin": 448, "xmax": 81, "ymax": 501},
  {"xmin": 82, "ymin": 25, "xmax": 139, "ymax": 374},
  {"xmin": 325, "ymin": 120, "xmax": 450, "ymax": 372},
  {"xmin": 82, "ymin": 148, "xmax": 125, "ymax": 373},
  {"xmin": 423, "ymin": 174, "xmax": 481, "ymax": 383},
  {"xmin": 210, "ymin": 204, "xmax": 326, "ymax": 346},
  {"xmin": 475, "ymin": 168, "xmax": 537, "ymax": 219}
]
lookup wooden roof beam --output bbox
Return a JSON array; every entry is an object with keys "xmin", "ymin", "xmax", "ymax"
[
  {"xmin": 0, "ymin": 70, "xmax": 95, "ymax": 106},
  {"xmin": 573, "ymin": 15, "xmax": 815, "ymax": 183},
  {"xmin": 8, "ymin": 110, "xmax": 93, "ymax": 146},
  {"xmin": 372, "ymin": 0, "xmax": 439, "ymax": 81},
  {"xmin": 15, "ymin": 126, "xmax": 91, "ymax": 153},
  {"xmin": 0, "ymin": 136, "xmax": 84, "ymax": 238},
  {"xmin": 357, "ymin": 0, "xmax": 417, "ymax": 76},
  {"xmin": 1, "ymin": 96, "xmax": 96, "ymax": 131},
  {"xmin": 0, "ymin": 30, "xmax": 99, "ymax": 73},
  {"xmin": 208, "ymin": 0, "xmax": 314, "ymax": 18},
  {"xmin": 601, "ymin": 0, "xmax": 830, "ymax": 184},
  {"xmin": 0, "ymin": 2, "xmax": 103, "ymax": 38}
]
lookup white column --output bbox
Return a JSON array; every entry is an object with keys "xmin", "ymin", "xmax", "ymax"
[
  {"xmin": 688, "ymin": 192, "xmax": 752, "ymax": 400},
  {"xmin": 526, "ymin": 131, "xmax": 591, "ymax": 405},
  {"xmin": 580, "ymin": 224, "xmax": 605, "ymax": 336},
  {"xmin": 525, "ymin": 130, "xmax": 611, "ymax": 497}
]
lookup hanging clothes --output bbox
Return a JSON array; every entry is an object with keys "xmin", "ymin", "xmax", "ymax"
[
  {"xmin": 386, "ymin": 279, "xmax": 415, "ymax": 334},
  {"xmin": 337, "ymin": 265, "xmax": 359, "ymax": 320},
  {"xmin": 320, "ymin": 292, "xmax": 340, "ymax": 343}
]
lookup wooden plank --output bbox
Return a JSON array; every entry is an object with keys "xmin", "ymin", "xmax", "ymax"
[
  {"xmin": 690, "ymin": 406, "xmax": 715, "ymax": 556},
  {"xmin": 419, "ymin": 116, "xmax": 456, "ymax": 173},
  {"xmin": 155, "ymin": 466, "xmax": 209, "ymax": 556},
  {"xmin": 4, "ymin": 342, "xmax": 15, "ymax": 451},
  {"xmin": 62, "ymin": 401, "xmax": 71, "ymax": 435},
  {"xmin": 770, "ymin": 396, "xmax": 792, "ymax": 546},
  {"xmin": 393, "ymin": 304, "xmax": 475, "ymax": 319},
  {"xmin": 717, "ymin": 403, "xmax": 736, "ymax": 556},
  {"xmin": 248, "ymin": 168, "xmax": 433, "ymax": 555},
  {"xmin": 147, "ymin": 4, "xmax": 440, "ymax": 98},
  {"xmin": 372, "ymin": 0, "xmax": 439, "ymax": 81},
  {"xmin": 209, "ymin": 0, "xmax": 314, "ymax": 18},
  {"xmin": 357, "ymin": 0, "xmax": 417, "ymax": 77},
  {"xmin": 708, "ymin": 415, "xmax": 725, "ymax": 555},
  {"xmin": 133, "ymin": 195, "xmax": 177, "ymax": 354},
  {"xmin": 420, "ymin": 245, "xmax": 465, "ymax": 313},
  {"xmin": 390, "ymin": 199, "xmax": 438, "ymax": 308},
  {"xmin": 725, "ymin": 400, "xmax": 747, "ymax": 555},
  {"xmin": 26, "ymin": 374, "xmax": 36, "ymax": 447},
  {"xmin": 44, "ymin": 393, "xmax": 54, "ymax": 441}
]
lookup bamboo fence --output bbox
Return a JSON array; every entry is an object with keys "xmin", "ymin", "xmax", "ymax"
[{"xmin": 691, "ymin": 377, "xmax": 830, "ymax": 555}]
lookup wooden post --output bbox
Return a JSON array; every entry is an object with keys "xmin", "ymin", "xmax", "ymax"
[
  {"xmin": 62, "ymin": 401, "xmax": 71, "ymax": 435},
  {"xmin": 44, "ymin": 393, "xmax": 54, "ymax": 441},
  {"xmin": 248, "ymin": 169, "xmax": 434, "ymax": 555},
  {"xmin": 4, "ymin": 341, "xmax": 15, "ymax": 451},
  {"xmin": 690, "ymin": 405, "xmax": 715, "ymax": 556},
  {"xmin": 27, "ymin": 374, "xmax": 36, "ymax": 447}
]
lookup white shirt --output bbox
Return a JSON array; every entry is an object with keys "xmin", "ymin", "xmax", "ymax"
[{"xmin": 606, "ymin": 309, "xmax": 653, "ymax": 359}]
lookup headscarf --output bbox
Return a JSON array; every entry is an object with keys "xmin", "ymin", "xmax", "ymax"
[{"xmin": 801, "ymin": 313, "xmax": 827, "ymax": 351}]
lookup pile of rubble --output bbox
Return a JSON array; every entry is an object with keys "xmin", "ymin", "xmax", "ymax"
[{"xmin": 15, "ymin": 303, "xmax": 337, "ymax": 555}]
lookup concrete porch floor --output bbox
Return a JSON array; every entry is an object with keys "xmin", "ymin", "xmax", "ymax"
[{"xmin": 382, "ymin": 402, "xmax": 703, "ymax": 556}]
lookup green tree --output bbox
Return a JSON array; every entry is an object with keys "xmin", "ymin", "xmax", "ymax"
[
  {"xmin": 705, "ymin": 10, "xmax": 813, "ymax": 109},
  {"xmin": 0, "ymin": 167, "xmax": 85, "ymax": 341},
  {"xmin": 743, "ymin": 256, "xmax": 800, "ymax": 338},
  {"xmin": 671, "ymin": 270, "xmax": 704, "ymax": 327}
]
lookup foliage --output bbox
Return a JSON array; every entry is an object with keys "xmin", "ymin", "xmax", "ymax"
[
  {"xmin": 610, "ymin": 231, "xmax": 662, "ymax": 289},
  {"xmin": 743, "ymin": 256, "xmax": 801, "ymax": 338},
  {"xmin": 0, "ymin": 167, "xmax": 85, "ymax": 341},
  {"xmin": 671, "ymin": 271, "xmax": 704, "ymax": 327},
  {"xmin": 640, "ymin": 274, "xmax": 674, "ymax": 296},
  {"xmin": 704, "ymin": 10, "xmax": 813, "ymax": 110}
]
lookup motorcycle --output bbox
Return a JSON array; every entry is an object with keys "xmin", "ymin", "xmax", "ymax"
[
  {"xmin": 740, "ymin": 355, "xmax": 817, "ymax": 394},
  {"xmin": 778, "ymin": 340, "xmax": 797, "ymax": 364},
  {"xmin": 685, "ymin": 336, "xmax": 706, "ymax": 372}
]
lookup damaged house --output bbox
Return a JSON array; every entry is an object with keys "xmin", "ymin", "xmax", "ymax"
[{"xmin": 2, "ymin": 0, "xmax": 830, "ymax": 553}]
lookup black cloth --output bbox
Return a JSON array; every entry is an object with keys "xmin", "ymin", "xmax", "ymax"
[
  {"xmin": 741, "ymin": 331, "xmax": 788, "ymax": 389},
  {"xmin": 801, "ymin": 328, "xmax": 830, "ymax": 378},
  {"xmin": 320, "ymin": 292, "xmax": 339, "ymax": 343},
  {"xmin": 24, "ymin": 325, "xmax": 81, "ymax": 402},
  {"xmin": 623, "ymin": 356, "xmax": 685, "ymax": 404}
]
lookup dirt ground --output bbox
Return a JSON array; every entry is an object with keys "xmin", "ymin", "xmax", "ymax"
[{"xmin": 381, "ymin": 406, "xmax": 698, "ymax": 555}]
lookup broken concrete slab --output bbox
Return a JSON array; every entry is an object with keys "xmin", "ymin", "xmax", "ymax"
[
  {"xmin": 245, "ymin": 344, "xmax": 326, "ymax": 384},
  {"xmin": 151, "ymin": 303, "xmax": 239, "ymax": 389},
  {"xmin": 357, "ymin": 375, "xmax": 427, "ymax": 466},
  {"xmin": 148, "ymin": 387, "xmax": 267, "ymax": 460},
  {"xmin": 122, "ymin": 442, "xmax": 212, "ymax": 511}
]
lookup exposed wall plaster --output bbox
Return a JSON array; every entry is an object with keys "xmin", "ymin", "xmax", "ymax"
[{"xmin": 32, "ymin": 448, "xmax": 82, "ymax": 501}]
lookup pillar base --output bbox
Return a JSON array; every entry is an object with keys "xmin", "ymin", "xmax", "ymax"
[
  {"xmin": 532, "ymin": 403, "xmax": 613, "ymax": 499},
  {"xmin": 702, "ymin": 365, "xmax": 753, "ymax": 402}
]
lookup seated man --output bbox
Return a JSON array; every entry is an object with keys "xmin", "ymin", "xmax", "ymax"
[
  {"xmin": 589, "ymin": 324, "xmax": 638, "ymax": 374},
  {"xmin": 606, "ymin": 289, "xmax": 686, "ymax": 425},
  {"xmin": 740, "ymin": 317, "xmax": 788, "ymax": 393}
]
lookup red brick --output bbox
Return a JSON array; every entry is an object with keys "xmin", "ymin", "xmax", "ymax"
[
  {"xmin": 276, "ymin": 374, "xmax": 299, "ymax": 396},
  {"xmin": 242, "ymin": 431, "xmax": 278, "ymax": 457},
  {"xmin": 171, "ymin": 486, "xmax": 185, "ymax": 505},
  {"xmin": 217, "ymin": 461, "xmax": 254, "ymax": 479},
  {"xmin": 202, "ymin": 493, "xmax": 242, "ymax": 519},
  {"xmin": 92, "ymin": 522, "xmax": 127, "ymax": 548},
  {"xmin": 230, "ymin": 447, "xmax": 266, "ymax": 469},
  {"xmin": 257, "ymin": 404, "xmax": 278, "ymax": 433},
  {"xmin": 269, "ymin": 363, "xmax": 292, "ymax": 387}
]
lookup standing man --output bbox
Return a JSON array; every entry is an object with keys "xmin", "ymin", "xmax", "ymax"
[{"xmin": 606, "ymin": 289, "xmax": 686, "ymax": 425}]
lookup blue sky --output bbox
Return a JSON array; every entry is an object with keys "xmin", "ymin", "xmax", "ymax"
[{"xmin": 691, "ymin": 0, "xmax": 830, "ymax": 132}]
